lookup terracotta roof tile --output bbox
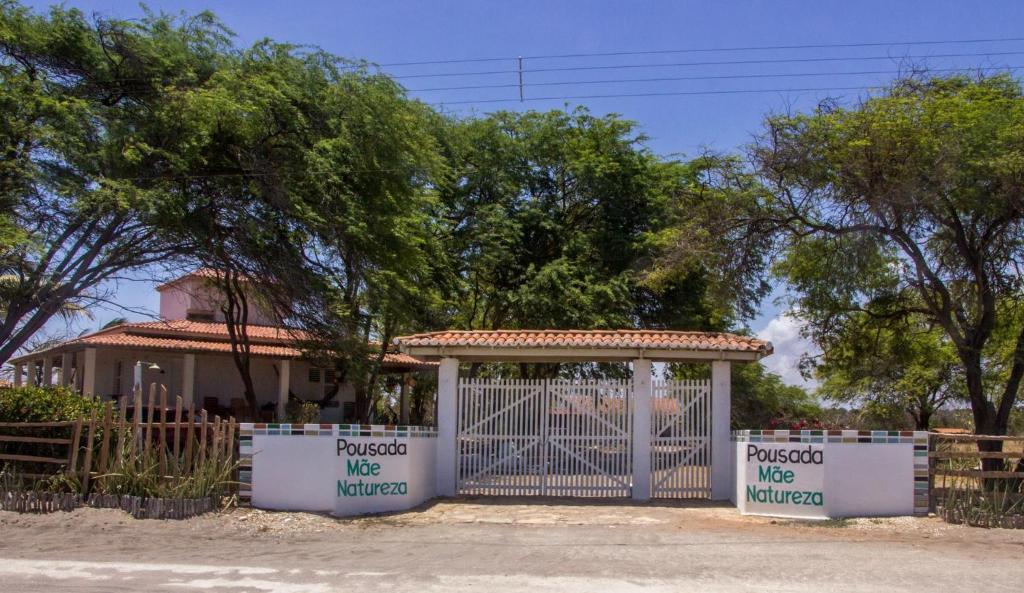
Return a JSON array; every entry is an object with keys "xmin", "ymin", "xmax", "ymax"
[
  {"xmin": 93, "ymin": 319, "xmax": 303, "ymax": 342},
  {"xmin": 394, "ymin": 329, "xmax": 771, "ymax": 354},
  {"xmin": 13, "ymin": 321, "xmax": 436, "ymax": 368},
  {"xmin": 76, "ymin": 332, "xmax": 302, "ymax": 358}
]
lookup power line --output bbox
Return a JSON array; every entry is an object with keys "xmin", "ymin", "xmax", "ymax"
[
  {"xmin": 407, "ymin": 65, "xmax": 1021, "ymax": 93},
  {"xmin": 379, "ymin": 36, "xmax": 1024, "ymax": 67},
  {"xmin": 390, "ymin": 50, "xmax": 1024, "ymax": 80},
  {"xmin": 431, "ymin": 85, "xmax": 897, "ymax": 106}
]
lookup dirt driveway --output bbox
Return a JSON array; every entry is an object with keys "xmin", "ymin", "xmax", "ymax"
[{"xmin": 1, "ymin": 497, "xmax": 1021, "ymax": 592}]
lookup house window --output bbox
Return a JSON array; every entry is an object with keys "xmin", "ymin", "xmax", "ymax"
[
  {"xmin": 308, "ymin": 367, "xmax": 337, "ymax": 384},
  {"xmin": 186, "ymin": 310, "xmax": 215, "ymax": 322},
  {"xmin": 343, "ymin": 402, "xmax": 355, "ymax": 421}
]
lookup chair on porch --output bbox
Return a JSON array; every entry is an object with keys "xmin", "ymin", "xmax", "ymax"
[
  {"xmin": 230, "ymin": 397, "xmax": 251, "ymax": 421},
  {"xmin": 202, "ymin": 397, "xmax": 230, "ymax": 419}
]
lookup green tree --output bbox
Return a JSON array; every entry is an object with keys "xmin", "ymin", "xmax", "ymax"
[
  {"xmin": 756, "ymin": 75, "xmax": 1024, "ymax": 439},
  {"xmin": 814, "ymin": 315, "xmax": 965, "ymax": 430},
  {"xmin": 0, "ymin": 3, "xmax": 231, "ymax": 364},
  {"xmin": 436, "ymin": 109, "xmax": 726, "ymax": 339},
  {"xmin": 266, "ymin": 68, "xmax": 448, "ymax": 422},
  {"xmin": 672, "ymin": 74, "xmax": 1024, "ymax": 443},
  {"xmin": 731, "ymin": 362, "xmax": 821, "ymax": 429}
]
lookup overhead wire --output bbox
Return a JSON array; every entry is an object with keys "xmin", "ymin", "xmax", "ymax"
[
  {"xmin": 379, "ymin": 36, "xmax": 1024, "ymax": 67},
  {"xmin": 406, "ymin": 65, "xmax": 1022, "ymax": 93},
  {"xmin": 388, "ymin": 50, "xmax": 1024, "ymax": 80}
]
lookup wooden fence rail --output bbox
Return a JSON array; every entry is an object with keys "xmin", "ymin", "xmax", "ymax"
[
  {"xmin": 0, "ymin": 384, "xmax": 237, "ymax": 493},
  {"xmin": 930, "ymin": 433, "xmax": 1024, "ymax": 527}
]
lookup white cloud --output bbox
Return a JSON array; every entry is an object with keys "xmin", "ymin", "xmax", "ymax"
[{"xmin": 755, "ymin": 312, "xmax": 820, "ymax": 390}]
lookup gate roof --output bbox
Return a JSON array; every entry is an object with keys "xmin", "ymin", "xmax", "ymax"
[{"xmin": 394, "ymin": 330, "xmax": 772, "ymax": 362}]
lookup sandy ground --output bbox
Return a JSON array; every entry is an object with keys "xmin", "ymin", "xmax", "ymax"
[{"xmin": 1, "ymin": 497, "xmax": 1022, "ymax": 592}]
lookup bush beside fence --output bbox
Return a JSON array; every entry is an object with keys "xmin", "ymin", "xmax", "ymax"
[{"xmin": 0, "ymin": 383, "xmax": 237, "ymax": 518}]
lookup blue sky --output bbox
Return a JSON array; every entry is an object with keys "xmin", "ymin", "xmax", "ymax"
[{"xmin": 21, "ymin": 0, "xmax": 1024, "ymax": 384}]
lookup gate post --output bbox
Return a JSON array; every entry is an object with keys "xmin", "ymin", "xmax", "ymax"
[
  {"xmin": 710, "ymin": 360, "xmax": 732, "ymax": 500},
  {"xmin": 436, "ymin": 357, "xmax": 459, "ymax": 497},
  {"xmin": 632, "ymin": 358, "xmax": 652, "ymax": 501}
]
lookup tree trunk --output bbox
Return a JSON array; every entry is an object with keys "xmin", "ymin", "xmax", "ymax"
[
  {"xmin": 219, "ymin": 268, "xmax": 259, "ymax": 419},
  {"xmin": 914, "ymin": 408, "xmax": 932, "ymax": 431}
]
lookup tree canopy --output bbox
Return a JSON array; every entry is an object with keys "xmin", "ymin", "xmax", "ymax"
[
  {"xmin": 436, "ymin": 109, "xmax": 726, "ymax": 335},
  {"xmin": 0, "ymin": 4, "xmax": 231, "ymax": 363},
  {"xmin": 672, "ymin": 73, "xmax": 1024, "ymax": 435},
  {"xmin": 0, "ymin": 2, "xmax": 822, "ymax": 425}
]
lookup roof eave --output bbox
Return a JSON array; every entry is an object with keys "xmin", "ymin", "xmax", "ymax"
[{"xmin": 398, "ymin": 345, "xmax": 768, "ymax": 363}]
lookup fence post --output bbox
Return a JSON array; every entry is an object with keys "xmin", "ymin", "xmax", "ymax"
[
  {"xmin": 436, "ymin": 357, "xmax": 459, "ymax": 497},
  {"xmin": 81, "ymin": 407, "xmax": 99, "ymax": 492},
  {"xmin": 198, "ymin": 409, "xmax": 208, "ymax": 466},
  {"xmin": 710, "ymin": 360, "xmax": 732, "ymax": 501},
  {"xmin": 184, "ymin": 399, "xmax": 196, "ymax": 474},
  {"xmin": 631, "ymin": 358, "xmax": 652, "ymax": 501},
  {"xmin": 115, "ymin": 397, "xmax": 128, "ymax": 467},
  {"xmin": 133, "ymin": 386, "xmax": 143, "ymax": 452},
  {"xmin": 173, "ymin": 396, "xmax": 183, "ymax": 462},
  {"xmin": 97, "ymin": 402, "xmax": 113, "ymax": 477},
  {"xmin": 159, "ymin": 386, "xmax": 168, "ymax": 478},
  {"xmin": 67, "ymin": 417, "xmax": 83, "ymax": 477},
  {"xmin": 144, "ymin": 383, "xmax": 156, "ymax": 459}
]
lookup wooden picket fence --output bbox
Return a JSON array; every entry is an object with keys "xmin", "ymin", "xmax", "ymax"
[
  {"xmin": 930, "ymin": 434, "xmax": 1024, "ymax": 528},
  {"xmin": 0, "ymin": 384, "xmax": 237, "ymax": 494}
]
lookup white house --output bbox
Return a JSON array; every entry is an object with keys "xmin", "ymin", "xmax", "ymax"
[{"xmin": 6, "ymin": 270, "xmax": 435, "ymax": 422}]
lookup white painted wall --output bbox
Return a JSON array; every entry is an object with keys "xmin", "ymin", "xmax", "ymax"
[
  {"xmin": 249, "ymin": 428, "xmax": 437, "ymax": 515},
  {"xmin": 825, "ymin": 444, "xmax": 915, "ymax": 517},
  {"xmin": 158, "ymin": 277, "xmax": 276, "ymax": 326},
  {"xmin": 732, "ymin": 440, "xmax": 918, "ymax": 519}
]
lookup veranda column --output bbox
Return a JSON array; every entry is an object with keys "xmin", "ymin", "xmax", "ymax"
[
  {"xmin": 631, "ymin": 358, "xmax": 653, "ymax": 501},
  {"xmin": 710, "ymin": 360, "xmax": 732, "ymax": 500},
  {"xmin": 436, "ymin": 357, "xmax": 459, "ymax": 497},
  {"xmin": 13, "ymin": 363, "xmax": 23, "ymax": 387},
  {"xmin": 26, "ymin": 360, "xmax": 37, "ymax": 386},
  {"xmin": 60, "ymin": 354, "xmax": 72, "ymax": 386},
  {"xmin": 81, "ymin": 348, "xmax": 97, "ymax": 396},
  {"xmin": 276, "ymin": 359, "xmax": 290, "ymax": 421},
  {"xmin": 182, "ymin": 354, "xmax": 196, "ymax": 407},
  {"xmin": 41, "ymin": 355, "xmax": 53, "ymax": 387}
]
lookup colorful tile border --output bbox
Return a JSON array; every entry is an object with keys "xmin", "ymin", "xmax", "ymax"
[
  {"xmin": 732, "ymin": 429, "xmax": 928, "ymax": 445},
  {"xmin": 237, "ymin": 423, "xmax": 437, "ymax": 504},
  {"xmin": 732, "ymin": 430, "xmax": 930, "ymax": 516}
]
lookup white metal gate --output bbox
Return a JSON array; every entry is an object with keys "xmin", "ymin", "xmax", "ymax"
[
  {"xmin": 650, "ymin": 379, "xmax": 711, "ymax": 498},
  {"xmin": 457, "ymin": 378, "xmax": 632, "ymax": 496},
  {"xmin": 457, "ymin": 377, "xmax": 709, "ymax": 498}
]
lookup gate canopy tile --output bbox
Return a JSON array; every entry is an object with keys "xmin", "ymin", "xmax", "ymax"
[{"xmin": 395, "ymin": 330, "xmax": 771, "ymax": 363}]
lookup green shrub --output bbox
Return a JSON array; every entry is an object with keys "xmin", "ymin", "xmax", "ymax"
[
  {"xmin": 285, "ymin": 399, "xmax": 320, "ymax": 424},
  {"xmin": 0, "ymin": 385, "xmax": 103, "ymax": 422}
]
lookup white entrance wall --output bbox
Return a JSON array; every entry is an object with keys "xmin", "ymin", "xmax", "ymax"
[
  {"xmin": 243, "ymin": 423, "xmax": 437, "ymax": 515},
  {"xmin": 731, "ymin": 430, "xmax": 930, "ymax": 518}
]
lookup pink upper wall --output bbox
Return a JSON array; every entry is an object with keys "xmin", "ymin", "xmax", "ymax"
[{"xmin": 157, "ymin": 274, "xmax": 277, "ymax": 326}]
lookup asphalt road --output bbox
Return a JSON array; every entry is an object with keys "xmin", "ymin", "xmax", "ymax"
[{"xmin": 1, "ymin": 503, "xmax": 1021, "ymax": 593}]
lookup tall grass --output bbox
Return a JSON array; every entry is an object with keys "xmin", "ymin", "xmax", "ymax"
[
  {"xmin": 94, "ymin": 428, "xmax": 238, "ymax": 499},
  {"xmin": 934, "ymin": 437, "xmax": 1024, "ymax": 528}
]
